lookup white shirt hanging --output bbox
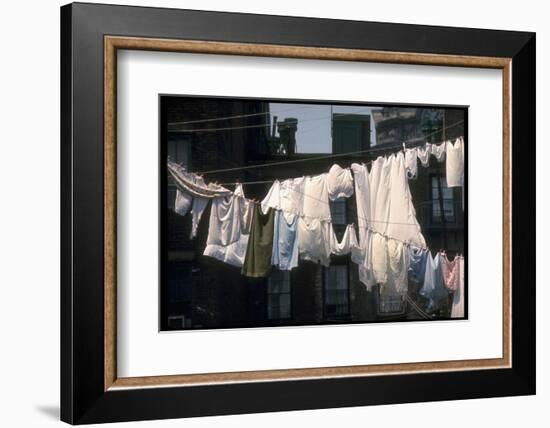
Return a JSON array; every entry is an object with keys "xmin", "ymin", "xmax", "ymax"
[
  {"xmin": 326, "ymin": 164, "xmax": 354, "ymax": 200},
  {"xmin": 431, "ymin": 141, "xmax": 446, "ymax": 162},
  {"xmin": 298, "ymin": 218, "xmax": 332, "ymax": 266},
  {"xmin": 302, "ymin": 173, "xmax": 331, "ymax": 220},
  {"xmin": 261, "ymin": 176, "xmax": 305, "ymax": 222},
  {"xmin": 404, "ymin": 147, "xmax": 418, "ymax": 179}
]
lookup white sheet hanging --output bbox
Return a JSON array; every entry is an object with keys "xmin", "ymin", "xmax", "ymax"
[
  {"xmin": 369, "ymin": 155, "xmax": 392, "ymax": 236},
  {"xmin": 203, "ymin": 184, "xmax": 253, "ymax": 268},
  {"xmin": 351, "ymin": 154, "xmax": 426, "ymax": 287},
  {"xmin": 350, "ymin": 163, "xmax": 376, "ymax": 288},
  {"xmin": 385, "ymin": 153, "xmax": 426, "ymax": 249}
]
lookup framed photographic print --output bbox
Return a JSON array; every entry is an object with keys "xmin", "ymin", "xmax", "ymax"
[{"xmin": 60, "ymin": 2, "xmax": 535, "ymax": 424}]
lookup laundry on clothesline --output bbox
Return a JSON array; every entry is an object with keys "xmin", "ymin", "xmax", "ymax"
[
  {"xmin": 183, "ymin": 138, "xmax": 465, "ymax": 190},
  {"xmin": 404, "ymin": 137, "xmax": 464, "ymax": 188},
  {"xmin": 202, "ymin": 183, "xmax": 252, "ymax": 268},
  {"xmin": 242, "ymin": 204, "xmax": 276, "ymax": 278},
  {"xmin": 167, "ymin": 160, "xmax": 232, "ymax": 239},
  {"xmin": 446, "ymin": 138, "xmax": 465, "ymax": 187},
  {"xmin": 167, "ymin": 136, "xmax": 465, "ymax": 316}
]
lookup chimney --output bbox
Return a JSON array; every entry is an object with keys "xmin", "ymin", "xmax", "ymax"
[{"xmin": 277, "ymin": 118, "xmax": 298, "ymax": 155}]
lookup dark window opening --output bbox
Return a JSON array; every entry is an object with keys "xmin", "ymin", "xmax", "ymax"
[
  {"xmin": 267, "ymin": 270, "xmax": 291, "ymax": 320},
  {"xmin": 324, "ymin": 265, "xmax": 350, "ymax": 319}
]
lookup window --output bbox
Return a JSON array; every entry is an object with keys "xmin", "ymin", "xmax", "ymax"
[
  {"xmin": 431, "ymin": 175, "xmax": 455, "ymax": 223},
  {"xmin": 167, "ymin": 315, "xmax": 192, "ymax": 329},
  {"xmin": 377, "ymin": 292, "xmax": 405, "ymax": 315},
  {"xmin": 167, "ymin": 263, "xmax": 193, "ymax": 303},
  {"xmin": 267, "ymin": 270, "xmax": 291, "ymax": 320},
  {"xmin": 324, "ymin": 265, "xmax": 350, "ymax": 318},
  {"xmin": 165, "ymin": 263, "xmax": 194, "ymax": 330},
  {"xmin": 329, "ymin": 198, "xmax": 347, "ymax": 225}
]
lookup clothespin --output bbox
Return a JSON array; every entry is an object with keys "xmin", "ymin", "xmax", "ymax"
[{"xmin": 402, "ymin": 142, "xmax": 406, "ymax": 153}]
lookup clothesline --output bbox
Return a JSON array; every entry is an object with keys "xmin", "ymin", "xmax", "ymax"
[
  {"xmin": 170, "ymin": 111, "xmax": 352, "ymax": 133},
  {"xmin": 245, "ymin": 199, "xmax": 430, "ymax": 250},
  {"xmin": 169, "ymin": 106, "xmax": 374, "ymax": 133},
  {"xmin": 195, "ymin": 120, "xmax": 464, "ymax": 175},
  {"xmin": 168, "ymin": 133, "xmax": 465, "ymax": 251},
  {"xmin": 172, "ymin": 165, "xmax": 430, "ymax": 251},
  {"xmin": 168, "ymin": 104, "xmax": 310, "ymax": 126},
  {"xmin": 166, "ymin": 122, "xmax": 465, "ymax": 317},
  {"xmin": 245, "ymin": 185, "xmax": 429, "ymax": 231},
  {"xmin": 169, "ymin": 165, "xmax": 431, "ymax": 253}
]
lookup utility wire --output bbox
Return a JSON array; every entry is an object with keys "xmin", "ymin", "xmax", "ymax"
[
  {"xmin": 168, "ymin": 104, "xmax": 320, "ymax": 126},
  {"xmin": 196, "ymin": 120, "xmax": 463, "ymax": 175},
  {"xmin": 169, "ymin": 107, "xmax": 374, "ymax": 133}
]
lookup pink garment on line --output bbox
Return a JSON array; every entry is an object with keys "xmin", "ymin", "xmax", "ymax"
[
  {"xmin": 451, "ymin": 256, "xmax": 465, "ymax": 318},
  {"xmin": 440, "ymin": 253, "xmax": 460, "ymax": 291}
]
